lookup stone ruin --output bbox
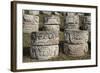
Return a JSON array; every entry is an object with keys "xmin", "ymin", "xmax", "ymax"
[{"xmin": 23, "ymin": 10, "xmax": 91, "ymax": 60}]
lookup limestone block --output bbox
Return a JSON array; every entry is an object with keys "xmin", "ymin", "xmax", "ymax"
[
  {"xmin": 43, "ymin": 25, "xmax": 60, "ymax": 31},
  {"xmin": 30, "ymin": 45, "xmax": 59, "ymax": 60},
  {"xmin": 44, "ymin": 15, "xmax": 60, "ymax": 24},
  {"xmin": 64, "ymin": 43, "xmax": 88, "ymax": 57},
  {"xmin": 31, "ymin": 31, "xmax": 59, "ymax": 45},
  {"xmin": 23, "ymin": 22, "xmax": 39, "ymax": 33},
  {"xmin": 64, "ymin": 23, "xmax": 79, "ymax": 30},
  {"xmin": 23, "ymin": 14, "xmax": 39, "ymax": 24},
  {"xmin": 64, "ymin": 30, "xmax": 88, "ymax": 44}
]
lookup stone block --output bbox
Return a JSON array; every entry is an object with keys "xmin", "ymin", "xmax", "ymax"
[
  {"xmin": 64, "ymin": 43, "xmax": 88, "ymax": 57},
  {"xmin": 23, "ymin": 14, "xmax": 39, "ymax": 24},
  {"xmin": 65, "ymin": 15, "xmax": 79, "ymax": 24},
  {"xmin": 43, "ymin": 25, "xmax": 60, "ymax": 31},
  {"xmin": 23, "ymin": 22, "xmax": 39, "ymax": 33},
  {"xmin": 64, "ymin": 23, "xmax": 79, "ymax": 30},
  {"xmin": 31, "ymin": 31, "xmax": 59, "ymax": 45},
  {"xmin": 30, "ymin": 45, "xmax": 59, "ymax": 60},
  {"xmin": 64, "ymin": 30, "xmax": 88, "ymax": 44},
  {"xmin": 44, "ymin": 15, "xmax": 60, "ymax": 24}
]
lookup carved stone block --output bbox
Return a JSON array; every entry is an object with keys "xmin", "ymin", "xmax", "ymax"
[
  {"xmin": 64, "ymin": 30, "xmax": 88, "ymax": 44},
  {"xmin": 44, "ymin": 15, "xmax": 60, "ymax": 24},
  {"xmin": 64, "ymin": 43, "xmax": 88, "ymax": 57},
  {"xmin": 43, "ymin": 25, "xmax": 60, "ymax": 31},
  {"xmin": 30, "ymin": 45, "xmax": 59, "ymax": 60},
  {"xmin": 65, "ymin": 15, "xmax": 79, "ymax": 24},
  {"xmin": 23, "ymin": 14, "xmax": 39, "ymax": 24},
  {"xmin": 31, "ymin": 31, "xmax": 59, "ymax": 45},
  {"xmin": 23, "ymin": 22, "xmax": 39, "ymax": 33},
  {"xmin": 64, "ymin": 23, "xmax": 79, "ymax": 30}
]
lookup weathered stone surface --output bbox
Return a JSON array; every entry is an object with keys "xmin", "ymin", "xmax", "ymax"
[
  {"xmin": 43, "ymin": 25, "xmax": 60, "ymax": 31},
  {"xmin": 23, "ymin": 22, "xmax": 39, "ymax": 33},
  {"xmin": 31, "ymin": 31, "xmax": 59, "ymax": 45},
  {"xmin": 44, "ymin": 15, "xmax": 60, "ymax": 24},
  {"xmin": 64, "ymin": 43, "xmax": 88, "ymax": 57},
  {"xmin": 30, "ymin": 45, "xmax": 59, "ymax": 60},
  {"xmin": 64, "ymin": 23, "xmax": 79, "ymax": 30},
  {"xmin": 64, "ymin": 30, "xmax": 88, "ymax": 44},
  {"xmin": 29, "ymin": 10, "xmax": 39, "ymax": 15},
  {"xmin": 65, "ymin": 15, "xmax": 79, "ymax": 24},
  {"xmin": 23, "ymin": 14, "xmax": 39, "ymax": 24}
]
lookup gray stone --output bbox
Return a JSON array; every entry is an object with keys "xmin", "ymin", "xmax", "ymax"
[
  {"xmin": 23, "ymin": 14, "xmax": 39, "ymax": 24},
  {"xmin": 23, "ymin": 22, "xmax": 39, "ymax": 33},
  {"xmin": 64, "ymin": 23, "xmax": 79, "ymax": 30},
  {"xmin": 43, "ymin": 25, "xmax": 60, "ymax": 31},
  {"xmin": 31, "ymin": 31, "xmax": 59, "ymax": 45},
  {"xmin": 64, "ymin": 30, "xmax": 88, "ymax": 44},
  {"xmin": 30, "ymin": 45, "xmax": 59, "ymax": 60},
  {"xmin": 44, "ymin": 15, "xmax": 60, "ymax": 24},
  {"xmin": 64, "ymin": 43, "xmax": 88, "ymax": 57}
]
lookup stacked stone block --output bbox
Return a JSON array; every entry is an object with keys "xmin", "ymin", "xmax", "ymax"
[
  {"xmin": 23, "ymin": 11, "xmax": 39, "ymax": 33},
  {"xmin": 64, "ymin": 12, "xmax": 89, "ymax": 57},
  {"xmin": 23, "ymin": 10, "xmax": 39, "ymax": 47},
  {"xmin": 30, "ymin": 12, "xmax": 60, "ymax": 60}
]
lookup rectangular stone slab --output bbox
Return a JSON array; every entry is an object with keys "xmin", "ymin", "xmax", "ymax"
[
  {"xmin": 23, "ymin": 14, "xmax": 39, "ymax": 24},
  {"xmin": 64, "ymin": 43, "xmax": 88, "ymax": 57},
  {"xmin": 30, "ymin": 45, "xmax": 59, "ymax": 60},
  {"xmin": 31, "ymin": 31, "xmax": 59, "ymax": 45},
  {"xmin": 23, "ymin": 22, "xmax": 39, "ymax": 33},
  {"xmin": 44, "ymin": 15, "xmax": 60, "ymax": 24},
  {"xmin": 43, "ymin": 25, "xmax": 60, "ymax": 31},
  {"xmin": 64, "ymin": 30, "xmax": 88, "ymax": 44}
]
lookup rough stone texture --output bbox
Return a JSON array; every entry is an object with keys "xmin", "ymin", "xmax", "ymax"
[
  {"xmin": 64, "ymin": 43, "xmax": 88, "ymax": 57},
  {"xmin": 23, "ymin": 22, "xmax": 39, "ymax": 33},
  {"xmin": 30, "ymin": 45, "xmax": 59, "ymax": 60},
  {"xmin": 64, "ymin": 30, "xmax": 88, "ymax": 44},
  {"xmin": 31, "ymin": 31, "xmax": 59, "ymax": 45},
  {"xmin": 23, "ymin": 14, "xmax": 39, "ymax": 24},
  {"xmin": 43, "ymin": 25, "xmax": 60, "ymax": 31},
  {"xmin": 44, "ymin": 15, "xmax": 60, "ymax": 24},
  {"xmin": 65, "ymin": 15, "xmax": 79, "ymax": 24},
  {"xmin": 29, "ymin": 10, "xmax": 39, "ymax": 15},
  {"xmin": 64, "ymin": 23, "xmax": 79, "ymax": 30}
]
